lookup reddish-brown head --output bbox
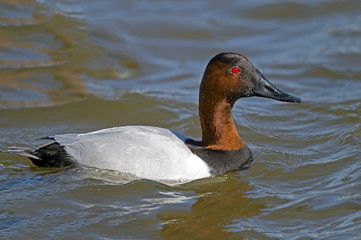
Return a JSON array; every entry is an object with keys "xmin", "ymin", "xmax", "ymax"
[
  {"xmin": 200, "ymin": 53, "xmax": 255, "ymax": 107},
  {"xmin": 199, "ymin": 52, "xmax": 301, "ymax": 150},
  {"xmin": 200, "ymin": 52, "xmax": 301, "ymax": 105}
]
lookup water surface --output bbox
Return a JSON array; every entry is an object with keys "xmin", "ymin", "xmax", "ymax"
[{"xmin": 0, "ymin": 0, "xmax": 360, "ymax": 239}]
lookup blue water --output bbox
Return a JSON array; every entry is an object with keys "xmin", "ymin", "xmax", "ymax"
[{"xmin": 0, "ymin": 0, "xmax": 360, "ymax": 239}]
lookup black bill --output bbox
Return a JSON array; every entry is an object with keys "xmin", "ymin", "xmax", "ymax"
[{"xmin": 252, "ymin": 74, "xmax": 301, "ymax": 103}]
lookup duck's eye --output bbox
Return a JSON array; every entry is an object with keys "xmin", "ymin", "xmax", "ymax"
[{"xmin": 232, "ymin": 67, "xmax": 240, "ymax": 73}]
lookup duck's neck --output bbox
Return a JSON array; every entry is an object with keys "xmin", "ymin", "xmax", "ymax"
[{"xmin": 199, "ymin": 94, "xmax": 245, "ymax": 151}]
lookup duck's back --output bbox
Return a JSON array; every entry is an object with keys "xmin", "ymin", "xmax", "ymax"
[
  {"xmin": 51, "ymin": 126, "xmax": 211, "ymax": 181},
  {"xmin": 9, "ymin": 125, "xmax": 253, "ymax": 182}
]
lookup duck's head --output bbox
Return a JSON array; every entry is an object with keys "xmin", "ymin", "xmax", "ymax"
[
  {"xmin": 198, "ymin": 52, "xmax": 301, "ymax": 150},
  {"xmin": 200, "ymin": 52, "xmax": 301, "ymax": 105}
]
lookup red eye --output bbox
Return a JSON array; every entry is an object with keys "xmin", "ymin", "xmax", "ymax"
[{"xmin": 232, "ymin": 67, "xmax": 240, "ymax": 73}]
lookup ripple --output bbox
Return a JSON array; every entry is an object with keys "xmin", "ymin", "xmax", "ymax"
[
  {"xmin": 0, "ymin": 0, "xmax": 52, "ymax": 26},
  {"xmin": 1, "ymin": 0, "xmax": 361, "ymax": 239}
]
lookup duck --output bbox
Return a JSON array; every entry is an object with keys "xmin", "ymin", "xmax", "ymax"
[{"xmin": 8, "ymin": 52, "xmax": 301, "ymax": 182}]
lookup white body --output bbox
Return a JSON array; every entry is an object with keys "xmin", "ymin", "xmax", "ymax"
[{"xmin": 52, "ymin": 126, "xmax": 211, "ymax": 181}]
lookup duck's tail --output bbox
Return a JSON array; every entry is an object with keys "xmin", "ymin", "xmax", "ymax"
[
  {"xmin": 7, "ymin": 146, "xmax": 40, "ymax": 160},
  {"xmin": 7, "ymin": 141, "xmax": 76, "ymax": 168}
]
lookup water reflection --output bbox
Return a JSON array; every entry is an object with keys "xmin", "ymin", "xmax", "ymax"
[
  {"xmin": 0, "ymin": 0, "xmax": 129, "ymax": 107},
  {"xmin": 1, "ymin": 0, "xmax": 361, "ymax": 239},
  {"xmin": 161, "ymin": 175, "xmax": 262, "ymax": 239},
  {"xmin": 0, "ymin": 0, "xmax": 50, "ymax": 26}
]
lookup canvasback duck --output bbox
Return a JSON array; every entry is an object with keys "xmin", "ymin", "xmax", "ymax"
[{"xmin": 8, "ymin": 52, "xmax": 301, "ymax": 182}]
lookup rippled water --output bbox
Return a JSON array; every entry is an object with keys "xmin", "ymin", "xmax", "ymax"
[{"xmin": 1, "ymin": 0, "xmax": 360, "ymax": 239}]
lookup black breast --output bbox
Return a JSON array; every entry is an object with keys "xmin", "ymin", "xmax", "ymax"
[{"xmin": 185, "ymin": 139, "xmax": 253, "ymax": 175}]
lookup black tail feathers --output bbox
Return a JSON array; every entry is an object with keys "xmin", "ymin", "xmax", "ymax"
[{"xmin": 7, "ymin": 142, "xmax": 76, "ymax": 168}]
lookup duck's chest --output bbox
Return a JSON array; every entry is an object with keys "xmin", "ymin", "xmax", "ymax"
[{"xmin": 185, "ymin": 142, "xmax": 253, "ymax": 175}]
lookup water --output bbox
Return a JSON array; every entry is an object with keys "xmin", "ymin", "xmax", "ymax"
[{"xmin": 0, "ymin": 0, "xmax": 360, "ymax": 239}]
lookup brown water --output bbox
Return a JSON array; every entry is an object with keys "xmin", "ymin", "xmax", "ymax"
[{"xmin": 1, "ymin": 0, "xmax": 360, "ymax": 239}]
